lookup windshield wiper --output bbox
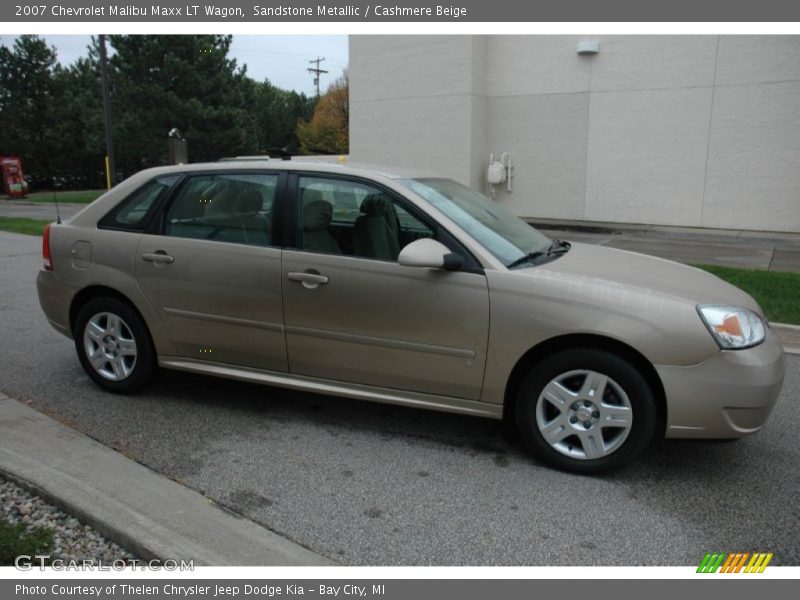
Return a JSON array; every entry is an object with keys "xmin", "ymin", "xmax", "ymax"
[
  {"xmin": 506, "ymin": 239, "xmax": 571, "ymax": 269},
  {"xmin": 506, "ymin": 250, "xmax": 545, "ymax": 270}
]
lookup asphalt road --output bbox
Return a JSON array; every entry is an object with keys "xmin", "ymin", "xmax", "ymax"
[{"xmin": 1, "ymin": 231, "xmax": 798, "ymax": 565}]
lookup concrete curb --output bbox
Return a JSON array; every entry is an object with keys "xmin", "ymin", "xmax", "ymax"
[
  {"xmin": 772, "ymin": 323, "xmax": 800, "ymax": 356},
  {"xmin": 0, "ymin": 393, "xmax": 335, "ymax": 566}
]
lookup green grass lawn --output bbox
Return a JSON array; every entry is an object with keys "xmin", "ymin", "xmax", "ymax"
[
  {"xmin": 695, "ymin": 264, "xmax": 800, "ymax": 325},
  {"xmin": 0, "ymin": 517, "xmax": 53, "ymax": 566},
  {"xmin": 6, "ymin": 189, "xmax": 104, "ymax": 204},
  {"xmin": 0, "ymin": 217, "xmax": 52, "ymax": 236}
]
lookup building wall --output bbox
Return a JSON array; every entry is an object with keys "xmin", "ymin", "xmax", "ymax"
[{"xmin": 349, "ymin": 35, "xmax": 800, "ymax": 233}]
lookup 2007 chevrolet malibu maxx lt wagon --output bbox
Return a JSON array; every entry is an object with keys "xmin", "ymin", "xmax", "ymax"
[{"xmin": 36, "ymin": 161, "xmax": 786, "ymax": 473}]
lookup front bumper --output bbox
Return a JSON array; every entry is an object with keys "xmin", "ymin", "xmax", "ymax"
[{"xmin": 657, "ymin": 334, "xmax": 785, "ymax": 438}]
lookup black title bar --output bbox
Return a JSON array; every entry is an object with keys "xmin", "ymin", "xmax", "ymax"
[{"xmin": 4, "ymin": 0, "xmax": 800, "ymax": 22}]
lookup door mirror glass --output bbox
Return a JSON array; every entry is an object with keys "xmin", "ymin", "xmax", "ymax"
[{"xmin": 398, "ymin": 238, "xmax": 464, "ymax": 271}]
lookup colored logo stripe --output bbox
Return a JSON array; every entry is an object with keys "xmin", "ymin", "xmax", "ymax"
[
  {"xmin": 697, "ymin": 552, "xmax": 773, "ymax": 573},
  {"xmin": 745, "ymin": 553, "xmax": 773, "ymax": 573},
  {"xmin": 720, "ymin": 553, "xmax": 749, "ymax": 573},
  {"xmin": 697, "ymin": 553, "xmax": 726, "ymax": 573}
]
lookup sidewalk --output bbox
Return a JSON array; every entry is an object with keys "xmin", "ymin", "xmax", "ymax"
[{"xmin": 0, "ymin": 392, "xmax": 334, "ymax": 566}]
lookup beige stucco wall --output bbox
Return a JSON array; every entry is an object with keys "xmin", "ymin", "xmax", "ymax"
[{"xmin": 349, "ymin": 35, "xmax": 800, "ymax": 233}]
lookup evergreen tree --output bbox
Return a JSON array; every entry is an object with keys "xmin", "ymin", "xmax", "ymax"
[
  {"xmin": 254, "ymin": 79, "xmax": 316, "ymax": 153},
  {"xmin": 0, "ymin": 34, "xmax": 343, "ymax": 185},
  {"xmin": 0, "ymin": 35, "xmax": 61, "ymax": 180},
  {"xmin": 108, "ymin": 35, "xmax": 255, "ymax": 172}
]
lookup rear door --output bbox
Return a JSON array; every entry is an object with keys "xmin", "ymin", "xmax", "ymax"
[{"xmin": 135, "ymin": 170, "xmax": 288, "ymax": 371}]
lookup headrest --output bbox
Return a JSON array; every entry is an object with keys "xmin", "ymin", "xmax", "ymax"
[
  {"xmin": 303, "ymin": 200, "xmax": 333, "ymax": 231},
  {"xmin": 360, "ymin": 193, "xmax": 393, "ymax": 217}
]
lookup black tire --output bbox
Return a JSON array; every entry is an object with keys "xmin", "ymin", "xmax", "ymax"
[
  {"xmin": 73, "ymin": 296, "xmax": 157, "ymax": 394},
  {"xmin": 515, "ymin": 348, "xmax": 657, "ymax": 475}
]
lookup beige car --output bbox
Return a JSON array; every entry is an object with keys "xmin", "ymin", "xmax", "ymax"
[{"xmin": 37, "ymin": 161, "xmax": 785, "ymax": 473}]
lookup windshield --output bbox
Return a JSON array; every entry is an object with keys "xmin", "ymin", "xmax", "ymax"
[{"xmin": 400, "ymin": 178, "xmax": 552, "ymax": 266}]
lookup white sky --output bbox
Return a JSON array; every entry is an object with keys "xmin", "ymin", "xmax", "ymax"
[{"xmin": 0, "ymin": 34, "xmax": 348, "ymax": 96}]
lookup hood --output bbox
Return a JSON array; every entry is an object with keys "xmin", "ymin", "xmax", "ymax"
[{"xmin": 526, "ymin": 242, "xmax": 762, "ymax": 315}]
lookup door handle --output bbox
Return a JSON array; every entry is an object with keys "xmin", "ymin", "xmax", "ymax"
[
  {"xmin": 141, "ymin": 251, "xmax": 174, "ymax": 264},
  {"xmin": 288, "ymin": 271, "xmax": 329, "ymax": 288}
]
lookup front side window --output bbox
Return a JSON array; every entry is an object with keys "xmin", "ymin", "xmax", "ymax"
[
  {"xmin": 99, "ymin": 174, "xmax": 179, "ymax": 231},
  {"xmin": 164, "ymin": 173, "xmax": 277, "ymax": 247},
  {"xmin": 298, "ymin": 176, "xmax": 433, "ymax": 261},
  {"xmin": 400, "ymin": 178, "xmax": 553, "ymax": 267}
]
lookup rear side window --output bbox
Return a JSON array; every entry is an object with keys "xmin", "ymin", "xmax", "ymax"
[
  {"xmin": 163, "ymin": 173, "xmax": 278, "ymax": 247},
  {"xmin": 99, "ymin": 175, "xmax": 180, "ymax": 231}
]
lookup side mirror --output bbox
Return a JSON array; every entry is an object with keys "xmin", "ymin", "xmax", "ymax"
[{"xmin": 398, "ymin": 238, "xmax": 464, "ymax": 271}]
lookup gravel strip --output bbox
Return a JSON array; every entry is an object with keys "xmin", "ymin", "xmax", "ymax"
[{"xmin": 1, "ymin": 475, "xmax": 137, "ymax": 562}]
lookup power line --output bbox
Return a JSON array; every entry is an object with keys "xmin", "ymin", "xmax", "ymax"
[{"xmin": 307, "ymin": 56, "xmax": 328, "ymax": 97}]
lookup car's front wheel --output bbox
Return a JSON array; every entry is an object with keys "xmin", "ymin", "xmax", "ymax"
[
  {"xmin": 515, "ymin": 348, "xmax": 657, "ymax": 474},
  {"xmin": 74, "ymin": 297, "xmax": 157, "ymax": 393}
]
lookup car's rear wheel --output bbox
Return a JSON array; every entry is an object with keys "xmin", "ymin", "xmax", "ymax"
[
  {"xmin": 74, "ymin": 297, "xmax": 157, "ymax": 393},
  {"xmin": 515, "ymin": 348, "xmax": 657, "ymax": 474}
]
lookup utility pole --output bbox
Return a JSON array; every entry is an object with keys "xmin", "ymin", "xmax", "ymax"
[
  {"xmin": 307, "ymin": 57, "xmax": 328, "ymax": 97},
  {"xmin": 98, "ymin": 35, "xmax": 116, "ymax": 189}
]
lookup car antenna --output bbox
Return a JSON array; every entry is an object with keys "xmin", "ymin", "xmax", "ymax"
[{"xmin": 52, "ymin": 186, "xmax": 62, "ymax": 224}]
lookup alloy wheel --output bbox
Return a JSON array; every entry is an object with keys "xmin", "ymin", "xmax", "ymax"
[
  {"xmin": 83, "ymin": 312, "xmax": 138, "ymax": 382},
  {"xmin": 535, "ymin": 369, "xmax": 633, "ymax": 460}
]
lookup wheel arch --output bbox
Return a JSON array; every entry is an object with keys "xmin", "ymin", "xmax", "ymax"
[
  {"xmin": 502, "ymin": 333, "xmax": 667, "ymax": 435},
  {"xmin": 70, "ymin": 285, "xmax": 148, "ymax": 339}
]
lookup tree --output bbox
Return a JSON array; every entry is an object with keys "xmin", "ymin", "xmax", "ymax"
[
  {"xmin": 250, "ymin": 79, "xmax": 315, "ymax": 154},
  {"xmin": 107, "ymin": 35, "xmax": 256, "ymax": 172},
  {"xmin": 296, "ymin": 73, "xmax": 348, "ymax": 155},
  {"xmin": 0, "ymin": 35, "xmax": 61, "ymax": 179},
  {"xmin": 50, "ymin": 51, "xmax": 106, "ymax": 186},
  {"xmin": 0, "ymin": 34, "xmax": 340, "ymax": 186}
]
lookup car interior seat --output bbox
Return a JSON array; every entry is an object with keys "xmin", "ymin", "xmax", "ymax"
[
  {"xmin": 302, "ymin": 191, "xmax": 342, "ymax": 254},
  {"xmin": 236, "ymin": 188, "xmax": 270, "ymax": 246},
  {"xmin": 353, "ymin": 193, "xmax": 401, "ymax": 260}
]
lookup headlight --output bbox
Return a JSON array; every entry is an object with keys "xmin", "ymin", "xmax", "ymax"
[{"xmin": 697, "ymin": 305, "xmax": 766, "ymax": 349}]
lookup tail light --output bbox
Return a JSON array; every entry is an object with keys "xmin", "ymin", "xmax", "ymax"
[{"xmin": 43, "ymin": 223, "xmax": 53, "ymax": 271}]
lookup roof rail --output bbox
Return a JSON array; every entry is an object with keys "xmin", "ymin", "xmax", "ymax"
[
  {"xmin": 218, "ymin": 155, "xmax": 270, "ymax": 162},
  {"xmin": 218, "ymin": 149, "xmax": 292, "ymax": 162}
]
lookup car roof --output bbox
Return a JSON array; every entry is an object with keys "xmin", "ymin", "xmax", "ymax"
[{"xmin": 141, "ymin": 159, "xmax": 439, "ymax": 181}]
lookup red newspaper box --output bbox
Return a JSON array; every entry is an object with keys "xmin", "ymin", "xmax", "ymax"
[{"xmin": 1, "ymin": 156, "xmax": 29, "ymax": 198}]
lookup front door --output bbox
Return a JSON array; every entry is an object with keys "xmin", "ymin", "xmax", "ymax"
[{"xmin": 281, "ymin": 174, "xmax": 490, "ymax": 400}]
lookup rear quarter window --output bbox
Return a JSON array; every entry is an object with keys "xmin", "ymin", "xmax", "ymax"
[{"xmin": 99, "ymin": 175, "xmax": 180, "ymax": 231}]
